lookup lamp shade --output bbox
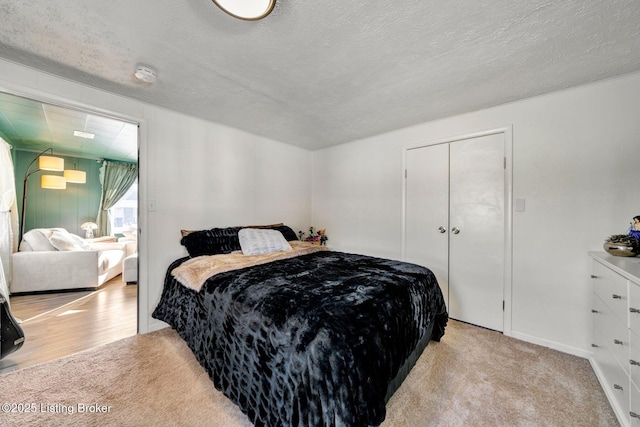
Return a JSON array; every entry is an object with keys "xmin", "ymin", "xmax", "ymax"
[
  {"xmin": 41, "ymin": 175, "xmax": 66, "ymax": 189},
  {"xmin": 38, "ymin": 155, "xmax": 64, "ymax": 171},
  {"xmin": 64, "ymin": 169, "xmax": 86, "ymax": 183}
]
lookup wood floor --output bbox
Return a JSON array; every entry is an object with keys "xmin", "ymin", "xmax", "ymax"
[{"xmin": 0, "ymin": 275, "xmax": 137, "ymax": 375}]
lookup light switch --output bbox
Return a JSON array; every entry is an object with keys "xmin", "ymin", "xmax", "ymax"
[{"xmin": 515, "ymin": 199, "xmax": 525, "ymax": 212}]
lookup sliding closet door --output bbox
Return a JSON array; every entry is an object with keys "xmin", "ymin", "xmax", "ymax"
[
  {"xmin": 448, "ymin": 133, "xmax": 505, "ymax": 331},
  {"xmin": 405, "ymin": 143, "xmax": 450, "ymax": 304}
]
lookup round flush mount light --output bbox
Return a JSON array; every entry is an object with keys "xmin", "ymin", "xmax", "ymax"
[
  {"xmin": 212, "ymin": 0, "xmax": 275, "ymax": 20},
  {"xmin": 134, "ymin": 65, "xmax": 157, "ymax": 83}
]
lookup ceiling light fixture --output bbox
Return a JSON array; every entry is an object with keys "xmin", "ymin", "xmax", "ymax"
[
  {"xmin": 212, "ymin": 0, "xmax": 275, "ymax": 20},
  {"xmin": 134, "ymin": 65, "xmax": 157, "ymax": 83},
  {"xmin": 73, "ymin": 130, "xmax": 95, "ymax": 139}
]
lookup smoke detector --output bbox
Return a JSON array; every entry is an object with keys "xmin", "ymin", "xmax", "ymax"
[{"xmin": 134, "ymin": 65, "xmax": 157, "ymax": 83}]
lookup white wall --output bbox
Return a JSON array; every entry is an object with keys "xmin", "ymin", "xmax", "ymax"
[
  {"xmin": 144, "ymin": 108, "xmax": 311, "ymax": 331},
  {"xmin": 0, "ymin": 58, "xmax": 312, "ymax": 332},
  {"xmin": 312, "ymin": 72, "xmax": 640, "ymax": 356},
  {"xmin": 3, "ymin": 55, "xmax": 640, "ymax": 355}
]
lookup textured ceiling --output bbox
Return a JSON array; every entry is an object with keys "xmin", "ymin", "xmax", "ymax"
[{"xmin": 0, "ymin": 0, "xmax": 639, "ymax": 151}]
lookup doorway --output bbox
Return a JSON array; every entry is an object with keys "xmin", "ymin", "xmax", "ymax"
[
  {"xmin": 0, "ymin": 91, "xmax": 139, "ymax": 373},
  {"xmin": 403, "ymin": 127, "xmax": 513, "ymax": 333}
]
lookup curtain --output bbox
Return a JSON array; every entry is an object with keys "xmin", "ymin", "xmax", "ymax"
[
  {"xmin": 0, "ymin": 138, "xmax": 18, "ymax": 299},
  {"xmin": 96, "ymin": 160, "xmax": 137, "ymax": 237}
]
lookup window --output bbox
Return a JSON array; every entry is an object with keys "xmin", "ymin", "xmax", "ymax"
[{"xmin": 109, "ymin": 180, "xmax": 137, "ymax": 235}]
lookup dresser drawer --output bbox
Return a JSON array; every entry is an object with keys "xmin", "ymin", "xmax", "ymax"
[
  {"xmin": 593, "ymin": 322, "xmax": 615, "ymax": 366},
  {"xmin": 594, "ymin": 294, "xmax": 631, "ymax": 374},
  {"xmin": 593, "ymin": 260, "xmax": 629, "ymax": 323},
  {"xmin": 594, "ymin": 325, "xmax": 631, "ymax": 423}
]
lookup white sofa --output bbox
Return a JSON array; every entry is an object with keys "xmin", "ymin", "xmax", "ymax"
[
  {"xmin": 122, "ymin": 253, "xmax": 138, "ymax": 284},
  {"xmin": 10, "ymin": 228, "xmax": 125, "ymax": 293}
]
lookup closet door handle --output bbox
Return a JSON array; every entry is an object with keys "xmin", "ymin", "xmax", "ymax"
[
  {"xmin": 438, "ymin": 226, "xmax": 447, "ymax": 233},
  {"xmin": 451, "ymin": 227, "xmax": 460, "ymax": 234}
]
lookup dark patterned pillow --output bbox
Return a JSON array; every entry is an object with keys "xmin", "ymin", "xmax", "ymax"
[
  {"xmin": 271, "ymin": 225, "xmax": 298, "ymax": 242},
  {"xmin": 180, "ymin": 227, "xmax": 242, "ymax": 257}
]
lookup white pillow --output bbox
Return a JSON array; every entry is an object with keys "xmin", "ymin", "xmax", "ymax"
[
  {"xmin": 20, "ymin": 229, "xmax": 57, "ymax": 251},
  {"xmin": 49, "ymin": 230, "xmax": 85, "ymax": 251},
  {"xmin": 238, "ymin": 228, "xmax": 292, "ymax": 256}
]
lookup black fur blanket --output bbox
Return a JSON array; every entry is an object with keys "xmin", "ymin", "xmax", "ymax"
[{"xmin": 153, "ymin": 251, "xmax": 447, "ymax": 427}]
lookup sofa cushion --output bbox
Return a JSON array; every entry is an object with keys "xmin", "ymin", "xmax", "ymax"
[
  {"xmin": 49, "ymin": 230, "xmax": 87, "ymax": 251},
  {"xmin": 20, "ymin": 229, "xmax": 57, "ymax": 251}
]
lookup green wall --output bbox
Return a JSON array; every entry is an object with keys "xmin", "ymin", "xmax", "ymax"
[{"xmin": 13, "ymin": 150, "xmax": 102, "ymax": 237}]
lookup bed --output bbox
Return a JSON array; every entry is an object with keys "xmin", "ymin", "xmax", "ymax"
[{"xmin": 152, "ymin": 225, "xmax": 448, "ymax": 427}]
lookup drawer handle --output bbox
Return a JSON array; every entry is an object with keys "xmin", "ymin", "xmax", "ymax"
[
  {"xmin": 613, "ymin": 339, "xmax": 623, "ymax": 345},
  {"xmin": 590, "ymin": 275, "xmax": 598, "ymax": 279},
  {"xmin": 613, "ymin": 384, "xmax": 623, "ymax": 391},
  {"xmin": 631, "ymin": 412, "xmax": 640, "ymax": 419},
  {"xmin": 631, "ymin": 360, "xmax": 640, "ymax": 366},
  {"xmin": 631, "ymin": 307, "xmax": 640, "ymax": 314},
  {"xmin": 591, "ymin": 343, "xmax": 599, "ymax": 348},
  {"xmin": 612, "ymin": 294, "xmax": 622, "ymax": 300},
  {"xmin": 591, "ymin": 309, "xmax": 599, "ymax": 313}
]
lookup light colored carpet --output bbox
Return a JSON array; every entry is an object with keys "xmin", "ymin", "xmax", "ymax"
[{"xmin": 0, "ymin": 320, "xmax": 617, "ymax": 427}]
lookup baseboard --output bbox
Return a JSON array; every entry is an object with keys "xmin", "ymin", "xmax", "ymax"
[{"xmin": 510, "ymin": 330, "xmax": 590, "ymax": 358}]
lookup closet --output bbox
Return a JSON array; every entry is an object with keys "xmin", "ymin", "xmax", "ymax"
[{"xmin": 404, "ymin": 131, "xmax": 507, "ymax": 331}]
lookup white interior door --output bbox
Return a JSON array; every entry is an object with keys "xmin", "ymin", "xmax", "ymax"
[
  {"xmin": 448, "ymin": 133, "xmax": 505, "ymax": 331},
  {"xmin": 405, "ymin": 143, "xmax": 450, "ymax": 304}
]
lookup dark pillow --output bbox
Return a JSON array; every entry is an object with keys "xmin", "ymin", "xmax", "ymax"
[
  {"xmin": 180, "ymin": 227, "xmax": 242, "ymax": 257},
  {"xmin": 271, "ymin": 225, "xmax": 298, "ymax": 242}
]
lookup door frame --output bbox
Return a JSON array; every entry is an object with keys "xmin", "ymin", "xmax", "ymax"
[
  {"xmin": 0, "ymin": 80, "xmax": 148, "ymax": 334},
  {"xmin": 401, "ymin": 126, "xmax": 513, "ymax": 336}
]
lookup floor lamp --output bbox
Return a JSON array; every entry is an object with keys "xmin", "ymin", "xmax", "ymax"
[{"xmin": 19, "ymin": 148, "xmax": 65, "ymax": 242}]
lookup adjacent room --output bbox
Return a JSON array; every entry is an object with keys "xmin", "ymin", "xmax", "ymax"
[
  {"xmin": 0, "ymin": 1, "xmax": 639, "ymax": 426},
  {"xmin": 0, "ymin": 93, "xmax": 139, "ymax": 374}
]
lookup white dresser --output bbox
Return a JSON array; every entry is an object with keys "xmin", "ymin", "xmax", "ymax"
[{"xmin": 589, "ymin": 252, "xmax": 640, "ymax": 426}]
